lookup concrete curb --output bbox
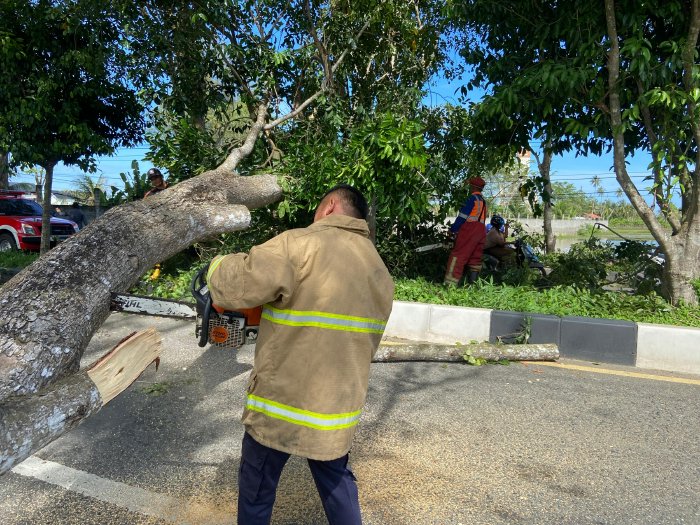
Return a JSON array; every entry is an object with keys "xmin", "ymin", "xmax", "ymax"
[{"xmin": 385, "ymin": 300, "xmax": 700, "ymax": 375}]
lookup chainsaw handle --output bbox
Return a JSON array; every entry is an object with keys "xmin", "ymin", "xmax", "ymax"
[
  {"xmin": 190, "ymin": 264, "xmax": 210, "ymax": 310},
  {"xmin": 197, "ymin": 297, "xmax": 212, "ymax": 347},
  {"xmin": 191, "ymin": 264, "xmax": 213, "ymax": 348}
]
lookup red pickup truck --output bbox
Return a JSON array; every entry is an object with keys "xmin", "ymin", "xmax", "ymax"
[{"xmin": 0, "ymin": 191, "xmax": 79, "ymax": 252}]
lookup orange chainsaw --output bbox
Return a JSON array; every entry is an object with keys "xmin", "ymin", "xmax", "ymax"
[{"xmin": 110, "ymin": 265, "xmax": 261, "ymax": 350}]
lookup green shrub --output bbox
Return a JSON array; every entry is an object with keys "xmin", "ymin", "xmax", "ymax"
[
  {"xmin": 375, "ymin": 222, "xmax": 451, "ymax": 281},
  {"xmin": 544, "ymin": 238, "xmax": 613, "ymax": 289}
]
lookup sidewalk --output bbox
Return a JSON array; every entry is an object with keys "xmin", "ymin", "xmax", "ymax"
[{"xmin": 385, "ymin": 300, "xmax": 700, "ymax": 375}]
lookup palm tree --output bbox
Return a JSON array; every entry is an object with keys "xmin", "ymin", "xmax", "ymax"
[
  {"xmin": 72, "ymin": 174, "xmax": 107, "ymax": 205},
  {"xmin": 590, "ymin": 175, "xmax": 603, "ymax": 215}
]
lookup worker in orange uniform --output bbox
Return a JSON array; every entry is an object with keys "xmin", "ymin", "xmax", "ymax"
[
  {"xmin": 444, "ymin": 177, "xmax": 488, "ymax": 285},
  {"xmin": 206, "ymin": 184, "xmax": 395, "ymax": 525}
]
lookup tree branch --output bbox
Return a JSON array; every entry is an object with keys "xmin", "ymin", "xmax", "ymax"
[
  {"xmin": 635, "ymin": 80, "xmax": 681, "ymax": 233},
  {"xmin": 263, "ymin": 18, "xmax": 370, "ymax": 131},
  {"xmin": 682, "ymin": 0, "xmax": 700, "ymax": 216},
  {"xmin": 604, "ymin": 0, "xmax": 668, "ymax": 248},
  {"xmin": 304, "ymin": 0, "xmax": 332, "ymax": 89},
  {"xmin": 219, "ymin": 102, "xmax": 270, "ymax": 173}
]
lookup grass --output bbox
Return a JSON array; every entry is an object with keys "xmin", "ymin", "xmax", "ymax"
[
  {"xmin": 0, "ymin": 250, "xmax": 38, "ymax": 269},
  {"xmin": 393, "ymin": 277, "xmax": 700, "ymax": 328},
  {"xmin": 5, "ymin": 242, "xmax": 696, "ymax": 330}
]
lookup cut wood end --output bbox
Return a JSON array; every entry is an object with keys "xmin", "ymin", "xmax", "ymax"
[{"xmin": 86, "ymin": 328, "xmax": 163, "ymax": 404}]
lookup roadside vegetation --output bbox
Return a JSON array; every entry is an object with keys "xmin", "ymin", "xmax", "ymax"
[
  {"xmin": 2, "ymin": 0, "xmax": 699, "ymax": 320},
  {"xmin": 0, "ymin": 251, "xmax": 38, "ymax": 270},
  {"xmin": 129, "ymin": 244, "xmax": 700, "ymax": 328},
  {"xmin": 2, "ymin": 196, "xmax": 697, "ymax": 329},
  {"xmin": 121, "ymin": 210, "xmax": 700, "ymax": 329}
]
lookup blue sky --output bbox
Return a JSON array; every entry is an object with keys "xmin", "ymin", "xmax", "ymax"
[
  {"xmin": 12, "ymin": 72, "xmax": 657, "ymax": 205},
  {"xmin": 423, "ymin": 74, "xmax": 658, "ymax": 204}
]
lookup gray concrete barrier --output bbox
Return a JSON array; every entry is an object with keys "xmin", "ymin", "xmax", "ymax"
[{"xmin": 384, "ymin": 300, "xmax": 699, "ymax": 375}]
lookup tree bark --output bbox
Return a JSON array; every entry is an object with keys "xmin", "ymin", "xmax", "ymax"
[
  {"xmin": 538, "ymin": 149, "xmax": 556, "ymax": 253},
  {"xmin": 39, "ymin": 162, "xmax": 55, "ymax": 254},
  {"xmin": 603, "ymin": 0, "xmax": 699, "ymax": 305},
  {"xmin": 0, "ymin": 171, "xmax": 282, "ymax": 403},
  {"xmin": 0, "ymin": 151, "xmax": 9, "ymax": 190},
  {"xmin": 373, "ymin": 342, "xmax": 559, "ymax": 362},
  {"xmin": 0, "ymin": 329, "xmax": 162, "ymax": 475}
]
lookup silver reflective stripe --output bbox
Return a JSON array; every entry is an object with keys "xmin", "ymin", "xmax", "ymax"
[
  {"xmin": 262, "ymin": 306, "xmax": 386, "ymax": 334},
  {"xmin": 247, "ymin": 394, "xmax": 362, "ymax": 430}
]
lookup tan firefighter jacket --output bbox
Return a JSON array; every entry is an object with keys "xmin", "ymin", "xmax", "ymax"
[{"xmin": 207, "ymin": 214, "xmax": 395, "ymax": 460}]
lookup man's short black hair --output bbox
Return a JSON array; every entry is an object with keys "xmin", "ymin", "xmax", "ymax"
[{"xmin": 322, "ymin": 184, "xmax": 369, "ymax": 220}]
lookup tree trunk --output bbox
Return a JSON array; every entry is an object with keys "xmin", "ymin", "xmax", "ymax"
[
  {"xmin": 0, "ymin": 151, "xmax": 9, "ymax": 190},
  {"xmin": 0, "ymin": 329, "xmax": 162, "ymax": 475},
  {"xmin": 538, "ymin": 149, "xmax": 556, "ymax": 253},
  {"xmin": 661, "ymin": 232, "xmax": 700, "ymax": 305},
  {"xmin": 40, "ymin": 163, "xmax": 55, "ymax": 254},
  {"xmin": 604, "ymin": 0, "xmax": 699, "ymax": 306},
  {"xmin": 373, "ymin": 342, "xmax": 559, "ymax": 362},
  {"xmin": 0, "ymin": 171, "xmax": 282, "ymax": 403}
]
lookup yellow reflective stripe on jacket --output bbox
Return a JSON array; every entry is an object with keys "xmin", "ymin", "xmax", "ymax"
[
  {"xmin": 247, "ymin": 394, "xmax": 362, "ymax": 430},
  {"xmin": 262, "ymin": 305, "xmax": 387, "ymax": 334},
  {"xmin": 207, "ymin": 255, "xmax": 226, "ymax": 282}
]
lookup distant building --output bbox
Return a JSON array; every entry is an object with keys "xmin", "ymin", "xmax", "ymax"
[
  {"xmin": 50, "ymin": 192, "xmax": 78, "ymax": 206},
  {"xmin": 517, "ymin": 149, "xmax": 532, "ymax": 165},
  {"xmin": 7, "ymin": 189, "xmax": 77, "ymax": 206}
]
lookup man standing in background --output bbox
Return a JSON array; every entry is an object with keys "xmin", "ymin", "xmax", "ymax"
[{"xmin": 67, "ymin": 202, "xmax": 86, "ymax": 230}]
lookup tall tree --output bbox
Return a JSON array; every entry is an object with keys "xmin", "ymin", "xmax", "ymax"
[
  {"xmin": 0, "ymin": 0, "xmax": 143, "ymax": 253},
  {"xmin": 1, "ymin": 0, "xmax": 448, "ymax": 474},
  {"xmin": 449, "ymin": 0, "xmax": 700, "ymax": 305},
  {"xmin": 125, "ymin": 0, "xmax": 450, "ymax": 241}
]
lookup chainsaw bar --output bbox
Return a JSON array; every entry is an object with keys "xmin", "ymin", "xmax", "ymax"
[{"xmin": 110, "ymin": 293, "xmax": 197, "ymax": 319}]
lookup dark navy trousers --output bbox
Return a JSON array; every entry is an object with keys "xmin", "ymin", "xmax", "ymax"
[{"xmin": 238, "ymin": 432, "xmax": 362, "ymax": 525}]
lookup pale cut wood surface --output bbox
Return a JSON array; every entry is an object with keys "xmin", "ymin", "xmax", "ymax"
[{"xmin": 87, "ymin": 329, "xmax": 163, "ymax": 404}]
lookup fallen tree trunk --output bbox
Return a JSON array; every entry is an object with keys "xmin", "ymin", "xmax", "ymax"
[
  {"xmin": 0, "ymin": 329, "xmax": 162, "ymax": 475},
  {"xmin": 0, "ymin": 172, "xmax": 282, "ymax": 402},
  {"xmin": 373, "ymin": 342, "xmax": 559, "ymax": 362}
]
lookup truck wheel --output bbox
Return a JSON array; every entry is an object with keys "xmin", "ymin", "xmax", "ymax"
[{"xmin": 0, "ymin": 233, "xmax": 17, "ymax": 252}]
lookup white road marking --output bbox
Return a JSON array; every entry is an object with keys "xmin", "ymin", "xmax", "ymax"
[{"xmin": 11, "ymin": 456, "xmax": 234, "ymax": 524}]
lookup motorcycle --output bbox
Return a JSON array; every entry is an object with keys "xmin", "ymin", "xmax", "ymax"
[{"xmin": 482, "ymin": 224, "xmax": 546, "ymax": 277}]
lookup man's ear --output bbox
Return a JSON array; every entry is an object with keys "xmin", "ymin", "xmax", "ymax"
[
  {"xmin": 313, "ymin": 195, "xmax": 334, "ymax": 222},
  {"xmin": 321, "ymin": 196, "xmax": 337, "ymax": 217}
]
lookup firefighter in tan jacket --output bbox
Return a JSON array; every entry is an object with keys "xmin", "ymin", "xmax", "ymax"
[{"xmin": 207, "ymin": 184, "xmax": 394, "ymax": 525}]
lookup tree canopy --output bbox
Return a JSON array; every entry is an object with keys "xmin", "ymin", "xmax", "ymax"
[
  {"xmin": 0, "ymin": 0, "xmax": 143, "ymax": 251},
  {"xmin": 449, "ymin": 0, "xmax": 700, "ymax": 304}
]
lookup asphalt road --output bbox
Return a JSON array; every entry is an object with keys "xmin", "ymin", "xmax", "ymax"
[{"xmin": 1, "ymin": 313, "xmax": 699, "ymax": 525}]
